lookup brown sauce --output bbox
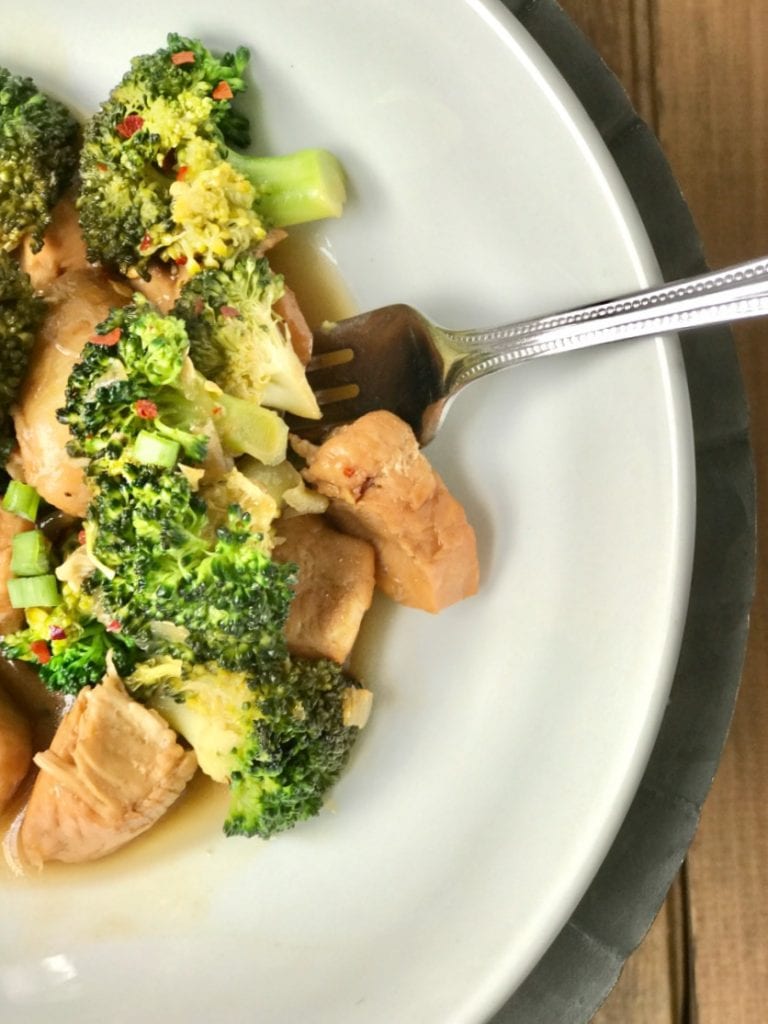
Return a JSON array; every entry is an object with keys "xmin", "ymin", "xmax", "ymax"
[
  {"xmin": 1, "ymin": 229, "xmax": 356, "ymax": 883},
  {"xmin": 268, "ymin": 224, "xmax": 357, "ymax": 328}
]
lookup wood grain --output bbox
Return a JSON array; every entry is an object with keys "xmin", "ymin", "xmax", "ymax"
[{"xmin": 556, "ymin": 1, "xmax": 768, "ymax": 1021}]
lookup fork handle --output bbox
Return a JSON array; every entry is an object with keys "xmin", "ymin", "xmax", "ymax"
[{"xmin": 446, "ymin": 256, "xmax": 768, "ymax": 389}]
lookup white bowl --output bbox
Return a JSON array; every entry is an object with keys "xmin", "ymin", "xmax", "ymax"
[{"xmin": 0, "ymin": 2, "xmax": 694, "ymax": 1021}]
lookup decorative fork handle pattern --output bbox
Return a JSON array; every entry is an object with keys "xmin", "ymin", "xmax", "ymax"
[{"xmin": 446, "ymin": 256, "xmax": 768, "ymax": 390}]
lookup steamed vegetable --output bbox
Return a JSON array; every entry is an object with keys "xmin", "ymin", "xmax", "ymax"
[
  {"xmin": 127, "ymin": 653, "xmax": 370, "ymax": 838},
  {"xmin": 174, "ymin": 252, "xmax": 320, "ymax": 419},
  {"xmin": 0, "ymin": 66, "xmax": 79, "ymax": 252},
  {"xmin": 78, "ymin": 33, "xmax": 345, "ymax": 277},
  {"xmin": 0, "ymin": 254, "xmax": 44, "ymax": 466}
]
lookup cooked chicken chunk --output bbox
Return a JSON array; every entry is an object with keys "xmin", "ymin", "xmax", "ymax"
[
  {"xmin": 19, "ymin": 194, "xmax": 90, "ymax": 293},
  {"xmin": 0, "ymin": 507, "xmax": 33, "ymax": 635},
  {"xmin": 0, "ymin": 687, "xmax": 33, "ymax": 814},
  {"xmin": 19, "ymin": 672, "xmax": 197, "ymax": 867},
  {"xmin": 274, "ymin": 285, "xmax": 313, "ymax": 365},
  {"xmin": 273, "ymin": 514, "xmax": 375, "ymax": 663},
  {"xmin": 12, "ymin": 268, "xmax": 130, "ymax": 518},
  {"xmin": 295, "ymin": 411, "xmax": 479, "ymax": 613},
  {"xmin": 129, "ymin": 261, "xmax": 188, "ymax": 313}
]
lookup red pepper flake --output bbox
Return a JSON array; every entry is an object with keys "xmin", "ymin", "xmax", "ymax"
[
  {"xmin": 171, "ymin": 50, "xmax": 196, "ymax": 66},
  {"xmin": 97, "ymin": 162, "xmax": 108, "ymax": 172},
  {"xmin": 106, "ymin": 620, "xmax": 123, "ymax": 633},
  {"xmin": 212, "ymin": 81, "xmax": 234, "ymax": 101},
  {"xmin": 343, "ymin": 466, "xmax": 356, "ymax": 478},
  {"xmin": 116, "ymin": 113, "xmax": 144, "ymax": 139},
  {"xmin": 220, "ymin": 305, "xmax": 240, "ymax": 318},
  {"xmin": 139, "ymin": 233, "xmax": 153, "ymax": 252},
  {"xmin": 134, "ymin": 399, "xmax": 159, "ymax": 420},
  {"xmin": 211, "ymin": 404, "xmax": 223, "ymax": 417},
  {"xmin": 78, "ymin": 530, "xmax": 87, "ymax": 545},
  {"xmin": 30, "ymin": 640, "xmax": 52, "ymax": 665},
  {"xmin": 90, "ymin": 327, "xmax": 122, "ymax": 347},
  {"xmin": 49, "ymin": 625, "xmax": 67, "ymax": 642},
  {"xmin": 193, "ymin": 297, "xmax": 205, "ymax": 316},
  {"xmin": 174, "ymin": 255, "xmax": 188, "ymax": 266},
  {"xmin": 175, "ymin": 165, "xmax": 189, "ymax": 182}
]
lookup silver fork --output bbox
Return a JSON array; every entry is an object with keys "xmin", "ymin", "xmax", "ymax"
[{"xmin": 290, "ymin": 256, "xmax": 768, "ymax": 445}]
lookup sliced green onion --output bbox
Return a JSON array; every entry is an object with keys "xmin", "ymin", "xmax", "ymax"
[
  {"xmin": 7, "ymin": 574, "xmax": 61, "ymax": 609},
  {"xmin": 133, "ymin": 430, "xmax": 180, "ymax": 468},
  {"xmin": 10, "ymin": 530, "xmax": 51, "ymax": 576},
  {"xmin": 2, "ymin": 481, "xmax": 40, "ymax": 521}
]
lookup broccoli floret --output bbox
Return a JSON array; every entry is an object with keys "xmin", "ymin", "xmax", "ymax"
[
  {"xmin": 0, "ymin": 583, "xmax": 137, "ymax": 695},
  {"xmin": 60, "ymin": 286, "xmax": 295, "ymax": 469},
  {"xmin": 175, "ymin": 252, "xmax": 320, "ymax": 419},
  {"xmin": 59, "ymin": 296, "xmax": 211, "ymax": 464},
  {"xmin": 51, "ymin": 293, "xmax": 297, "ymax": 675},
  {"xmin": 0, "ymin": 253, "xmax": 45, "ymax": 466},
  {"xmin": 226, "ymin": 656, "xmax": 370, "ymax": 838},
  {"xmin": 86, "ymin": 491, "xmax": 296, "ymax": 671},
  {"xmin": 0, "ymin": 66, "xmax": 79, "ymax": 252},
  {"xmin": 126, "ymin": 653, "xmax": 371, "ymax": 838},
  {"xmin": 78, "ymin": 33, "xmax": 345, "ymax": 277}
]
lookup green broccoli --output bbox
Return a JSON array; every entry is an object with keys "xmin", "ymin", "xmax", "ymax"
[
  {"xmin": 59, "ymin": 296, "xmax": 211, "ymax": 465},
  {"xmin": 78, "ymin": 33, "xmax": 346, "ymax": 277},
  {"xmin": 84, "ymin": 485, "xmax": 296, "ymax": 671},
  {"xmin": 1, "ymin": 291, "xmax": 297, "ymax": 693},
  {"xmin": 0, "ymin": 580, "xmax": 137, "ymax": 695},
  {"xmin": 126, "ymin": 653, "xmax": 371, "ymax": 838},
  {"xmin": 174, "ymin": 252, "xmax": 320, "ymax": 419},
  {"xmin": 53, "ymin": 297, "xmax": 296, "ymax": 670},
  {"xmin": 59, "ymin": 290, "xmax": 291, "ymax": 468},
  {"xmin": 0, "ymin": 253, "xmax": 45, "ymax": 466},
  {"xmin": 0, "ymin": 66, "xmax": 80, "ymax": 252},
  {"xmin": 7, "ymin": 430, "xmax": 295, "ymax": 690}
]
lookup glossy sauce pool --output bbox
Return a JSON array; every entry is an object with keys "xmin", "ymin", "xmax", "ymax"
[{"xmin": 1, "ymin": 228, "xmax": 357, "ymax": 883}]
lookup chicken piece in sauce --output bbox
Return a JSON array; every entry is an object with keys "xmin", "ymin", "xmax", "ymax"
[
  {"xmin": 0, "ymin": 507, "xmax": 33, "ymax": 635},
  {"xmin": 274, "ymin": 284, "xmax": 313, "ymax": 365},
  {"xmin": 128, "ymin": 261, "xmax": 188, "ymax": 314},
  {"xmin": 273, "ymin": 514, "xmax": 375, "ymax": 663},
  {"xmin": 19, "ymin": 672, "xmax": 197, "ymax": 867},
  {"xmin": 12, "ymin": 268, "xmax": 130, "ymax": 518},
  {"xmin": 19, "ymin": 194, "xmax": 90, "ymax": 293},
  {"xmin": 294, "ymin": 411, "xmax": 479, "ymax": 613},
  {"xmin": 0, "ymin": 687, "xmax": 33, "ymax": 814}
]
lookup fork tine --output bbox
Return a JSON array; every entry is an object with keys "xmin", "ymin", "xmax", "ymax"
[
  {"xmin": 304, "ymin": 347, "xmax": 358, "ymax": 392},
  {"xmin": 287, "ymin": 304, "xmax": 446, "ymax": 441}
]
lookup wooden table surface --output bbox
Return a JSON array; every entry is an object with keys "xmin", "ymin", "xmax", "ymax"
[{"xmin": 552, "ymin": 2, "xmax": 767, "ymax": 1021}]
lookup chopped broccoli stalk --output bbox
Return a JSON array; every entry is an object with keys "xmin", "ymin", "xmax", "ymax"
[
  {"xmin": 175, "ymin": 252, "xmax": 320, "ymax": 419},
  {"xmin": 0, "ymin": 254, "xmax": 45, "ymax": 467},
  {"xmin": 126, "ymin": 654, "xmax": 370, "ymax": 839},
  {"xmin": 214, "ymin": 393, "xmax": 289, "ymax": 465},
  {"xmin": 77, "ymin": 33, "xmax": 345, "ymax": 276},
  {"xmin": 226, "ymin": 148, "xmax": 346, "ymax": 228},
  {"xmin": 0, "ymin": 66, "xmax": 79, "ymax": 252}
]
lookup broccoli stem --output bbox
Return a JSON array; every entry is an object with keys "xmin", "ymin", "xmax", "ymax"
[
  {"xmin": 227, "ymin": 148, "xmax": 347, "ymax": 227},
  {"xmin": 216, "ymin": 394, "xmax": 289, "ymax": 466}
]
